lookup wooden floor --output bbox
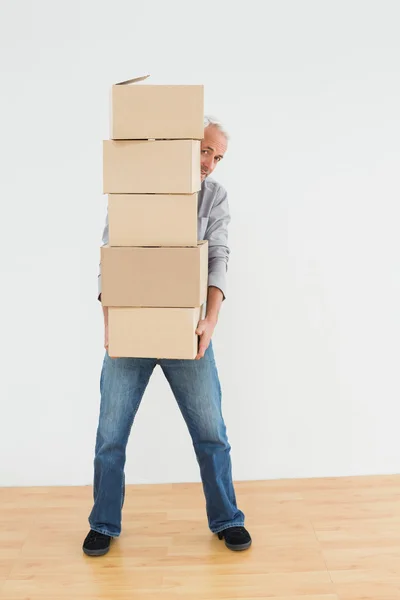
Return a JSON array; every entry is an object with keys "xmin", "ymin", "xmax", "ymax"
[{"xmin": 1, "ymin": 475, "xmax": 400, "ymax": 599}]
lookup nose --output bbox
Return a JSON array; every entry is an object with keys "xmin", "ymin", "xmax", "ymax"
[{"xmin": 202, "ymin": 155, "xmax": 213, "ymax": 172}]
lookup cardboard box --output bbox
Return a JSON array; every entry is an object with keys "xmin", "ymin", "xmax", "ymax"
[
  {"xmin": 108, "ymin": 306, "xmax": 202, "ymax": 359},
  {"xmin": 110, "ymin": 75, "xmax": 204, "ymax": 140},
  {"xmin": 108, "ymin": 193, "xmax": 198, "ymax": 247},
  {"xmin": 103, "ymin": 139, "xmax": 201, "ymax": 194},
  {"xmin": 101, "ymin": 241, "xmax": 208, "ymax": 308}
]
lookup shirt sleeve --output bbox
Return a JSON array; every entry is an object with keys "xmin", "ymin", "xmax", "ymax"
[
  {"xmin": 97, "ymin": 210, "xmax": 109, "ymax": 301},
  {"xmin": 205, "ymin": 186, "xmax": 231, "ymax": 300}
]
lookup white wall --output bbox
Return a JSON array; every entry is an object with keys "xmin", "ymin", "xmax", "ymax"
[{"xmin": 1, "ymin": 0, "xmax": 399, "ymax": 487}]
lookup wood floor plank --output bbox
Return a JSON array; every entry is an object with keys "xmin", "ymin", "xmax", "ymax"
[
  {"xmin": 314, "ymin": 516, "xmax": 400, "ymax": 550},
  {"xmin": 333, "ymin": 579, "xmax": 400, "ymax": 600},
  {"xmin": 161, "ymin": 570, "xmax": 334, "ymax": 597}
]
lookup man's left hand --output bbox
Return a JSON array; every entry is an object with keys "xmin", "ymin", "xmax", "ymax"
[{"xmin": 195, "ymin": 317, "xmax": 217, "ymax": 360}]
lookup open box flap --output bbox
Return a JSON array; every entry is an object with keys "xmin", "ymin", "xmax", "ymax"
[{"xmin": 115, "ymin": 75, "xmax": 150, "ymax": 86}]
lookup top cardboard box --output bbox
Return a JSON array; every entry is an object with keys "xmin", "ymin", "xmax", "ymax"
[{"xmin": 110, "ymin": 75, "xmax": 204, "ymax": 140}]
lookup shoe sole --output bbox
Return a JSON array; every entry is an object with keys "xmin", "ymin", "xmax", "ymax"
[
  {"xmin": 224, "ymin": 540, "xmax": 252, "ymax": 551},
  {"xmin": 82, "ymin": 545, "xmax": 110, "ymax": 556}
]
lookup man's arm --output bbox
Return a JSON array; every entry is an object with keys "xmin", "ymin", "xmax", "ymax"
[
  {"xmin": 98, "ymin": 210, "xmax": 110, "ymax": 350},
  {"xmin": 206, "ymin": 285, "xmax": 224, "ymax": 322},
  {"xmin": 103, "ymin": 305, "xmax": 109, "ymax": 351},
  {"xmin": 97, "ymin": 209, "xmax": 109, "ymax": 302},
  {"xmin": 195, "ymin": 286, "xmax": 223, "ymax": 359},
  {"xmin": 195, "ymin": 186, "xmax": 231, "ymax": 359},
  {"xmin": 206, "ymin": 186, "xmax": 231, "ymax": 301}
]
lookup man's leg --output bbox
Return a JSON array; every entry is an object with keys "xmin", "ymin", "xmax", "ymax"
[
  {"xmin": 88, "ymin": 352, "xmax": 156, "ymax": 537},
  {"xmin": 159, "ymin": 342, "xmax": 245, "ymax": 534}
]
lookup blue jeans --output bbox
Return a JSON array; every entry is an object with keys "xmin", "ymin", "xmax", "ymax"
[{"xmin": 88, "ymin": 342, "xmax": 245, "ymax": 536}]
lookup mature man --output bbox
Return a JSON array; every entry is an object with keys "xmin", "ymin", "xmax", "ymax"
[{"xmin": 83, "ymin": 117, "xmax": 252, "ymax": 556}]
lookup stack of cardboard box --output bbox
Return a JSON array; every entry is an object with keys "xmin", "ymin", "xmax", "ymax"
[{"xmin": 101, "ymin": 75, "xmax": 207, "ymax": 359}]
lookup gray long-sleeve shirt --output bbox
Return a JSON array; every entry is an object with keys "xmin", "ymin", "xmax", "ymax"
[{"xmin": 98, "ymin": 176, "xmax": 231, "ymax": 301}]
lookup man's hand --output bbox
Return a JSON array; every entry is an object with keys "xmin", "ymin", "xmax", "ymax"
[
  {"xmin": 103, "ymin": 305, "xmax": 117, "ymax": 358},
  {"xmin": 195, "ymin": 317, "xmax": 217, "ymax": 360},
  {"xmin": 104, "ymin": 324, "xmax": 109, "ymax": 352}
]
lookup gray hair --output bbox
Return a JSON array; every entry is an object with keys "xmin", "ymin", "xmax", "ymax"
[{"xmin": 204, "ymin": 115, "xmax": 230, "ymax": 141}]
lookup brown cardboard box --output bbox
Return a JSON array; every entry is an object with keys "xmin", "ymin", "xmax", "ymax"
[
  {"xmin": 110, "ymin": 75, "xmax": 204, "ymax": 140},
  {"xmin": 108, "ymin": 193, "xmax": 198, "ymax": 247},
  {"xmin": 108, "ymin": 306, "xmax": 202, "ymax": 359},
  {"xmin": 101, "ymin": 241, "xmax": 208, "ymax": 307},
  {"xmin": 103, "ymin": 139, "xmax": 201, "ymax": 194}
]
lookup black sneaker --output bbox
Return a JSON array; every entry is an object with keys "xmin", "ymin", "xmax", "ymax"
[
  {"xmin": 82, "ymin": 529, "xmax": 112, "ymax": 556},
  {"xmin": 217, "ymin": 526, "xmax": 252, "ymax": 551}
]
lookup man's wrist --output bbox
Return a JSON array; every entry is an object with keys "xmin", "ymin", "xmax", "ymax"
[
  {"xmin": 205, "ymin": 313, "xmax": 218, "ymax": 326},
  {"xmin": 205, "ymin": 286, "xmax": 223, "ymax": 325}
]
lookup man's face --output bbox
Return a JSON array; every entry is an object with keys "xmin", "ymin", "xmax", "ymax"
[{"xmin": 200, "ymin": 125, "xmax": 228, "ymax": 182}]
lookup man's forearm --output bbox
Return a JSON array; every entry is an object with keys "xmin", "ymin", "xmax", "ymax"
[
  {"xmin": 103, "ymin": 305, "xmax": 108, "ymax": 327},
  {"xmin": 205, "ymin": 286, "xmax": 224, "ymax": 322},
  {"xmin": 195, "ymin": 286, "xmax": 223, "ymax": 360}
]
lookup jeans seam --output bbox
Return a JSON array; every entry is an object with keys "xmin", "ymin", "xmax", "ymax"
[
  {"xmin": 212, "ymin": 521, "xmax": 245, "ymax": 534},
  {"xmin": 89, "ymin": 525, "xmax": 119, "ymax": 538}
]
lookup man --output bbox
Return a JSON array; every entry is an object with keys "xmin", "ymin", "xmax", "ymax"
[{"xmin": 83, "ymin": 116, "xmax": 252, "ymax": 556}]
